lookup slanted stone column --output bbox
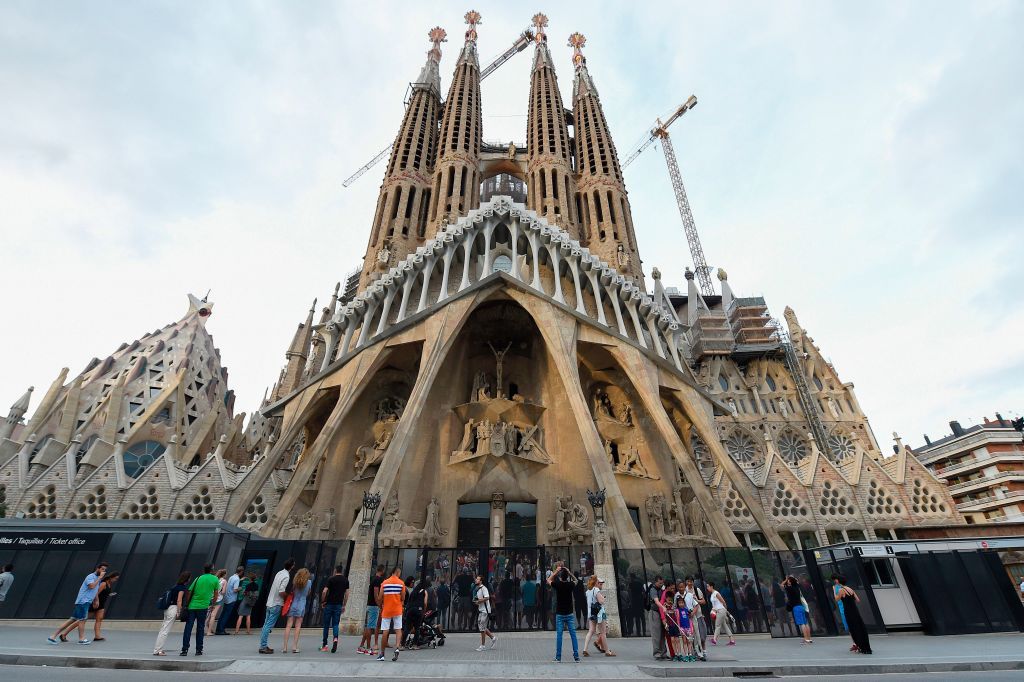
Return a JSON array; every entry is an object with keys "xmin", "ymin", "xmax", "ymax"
[
  {"xmin": 340, "ymin": 526, "xmax": 376, "ymax": 635},
  {"xmin": 490, "ymin": 492, "xmax": 506, "ymax": 547}
]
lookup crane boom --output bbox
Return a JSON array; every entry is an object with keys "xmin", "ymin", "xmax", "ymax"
[{"xmin": 342, "ymin": 28, "xmax": 534, "ymax": 188}]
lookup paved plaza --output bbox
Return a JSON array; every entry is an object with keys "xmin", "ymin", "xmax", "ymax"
[{"xmin": 0, "ymin": 623, "xmax": 1021, "ymax": 678}]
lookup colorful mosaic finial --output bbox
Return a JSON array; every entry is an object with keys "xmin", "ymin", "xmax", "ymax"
[
  {"xmin": 568, "ymin": 31, "xmax": 586, "ymax": 69},
  {"xmin": 532, "ymin": 12, "xmax": 548, "ymax": 42},
  {"xmin": 464, "ymin": 10, "xmax": 481, "ymax": 43},
  {"xmin": 428, "ymin": 26, "xmax": 447, "ymax": 63}
]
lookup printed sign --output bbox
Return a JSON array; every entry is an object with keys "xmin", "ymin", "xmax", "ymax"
[
  {"xmin": 0, "ymin": 532, "xmax": 110, "ymax": 551},
  {"xmin": 857, "ymin": 545, "xmax": 893, "ymax": 557}
]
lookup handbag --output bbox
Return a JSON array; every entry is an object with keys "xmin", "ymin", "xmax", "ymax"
[{"xmin": 282, "ymin": 593, "xmax": 294, "ymax": 615}]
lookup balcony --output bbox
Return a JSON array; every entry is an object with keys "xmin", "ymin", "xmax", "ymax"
[
  {"xmin": 947, "ymin": 470, "xmax": 1024, "ymax": 494},
  {"xmin": 935, "ymin": 451, "xmax": 1024, "ymax": 478},
  {"xmin": 956, "ymin": 489, "xmax": 1024, "ymax": 513}
]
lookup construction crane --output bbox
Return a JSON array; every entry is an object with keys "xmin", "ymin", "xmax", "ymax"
[
  {"xmin": 622, "ymin": 95, "xmax": 714, "ymax": 297},
  {"xmin": 342, "ymin": 28, "xmax": 535, "ymax": 188}
]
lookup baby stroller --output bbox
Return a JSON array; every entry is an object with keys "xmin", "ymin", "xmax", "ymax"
[{"xmin": 407, "ymin": 608, "xmax": 446, "ymax": 649}]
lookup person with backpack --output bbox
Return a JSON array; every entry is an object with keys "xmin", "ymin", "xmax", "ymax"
[
  {"xmin": 215, "ymin": 566, "xmax": 244, "ymax": 635},
  {"xmin": 404, "ymin": 577, "xmax": 429, "ymax": 649},
  {"xmin": 234, "ymin": 572, "xmax": 259, "ymax": 635},
  {"xmin": 645, "ymin": 575, "xmax": 666, "ymax": 659},
  {"xmin": 782, "ymin": 575, "xmax": 812, "ymax": 644},
  {"xmin": 153, "ymin": 572, "xmax": 190, "ymax": 656},
  {"xmin": 320, "ymin": 563, "xmax": 349, "ymax": 653},
  {"xmin": 259, "ymin": 557, "xmax": 295, "ymax": 654},
  {"xmin": 473, "ymin": 574, "xmax": 497, "ymax": 652},
  {"xmin": 683, "ymin": 577, "xmax": 708, "ymax": 661}
]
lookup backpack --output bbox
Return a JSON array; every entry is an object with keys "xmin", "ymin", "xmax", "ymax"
[{"xmin": 156, "ymin": 587, "xmax": 174, "ymax": 611}]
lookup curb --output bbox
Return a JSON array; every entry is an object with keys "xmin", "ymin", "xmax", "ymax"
[
  {"xmin": 638, "ymin": 660, "xmax": 1024, "ymax": 678},
  {"xmin": 0, "ymin": 652, "xmax": 235, "ymax": 672}
]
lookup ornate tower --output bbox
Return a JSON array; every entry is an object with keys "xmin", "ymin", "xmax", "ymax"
[
  {"xmin": 525, "ymin": 13, "xmax": 579, "ymax": 238},
  {"xmin": 569, "ymin": 32, "xmax": 644, "ymax": 284},
  {"xmin": 427, "ymin": 10, "xmax": 483, "ymax": 237},
  {"xmin": 361, "ymin": 28, "xmax": 446, "ymax": 287}
]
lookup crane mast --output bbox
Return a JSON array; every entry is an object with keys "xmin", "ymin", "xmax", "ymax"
[
  {"xmin": 622, "ymin": 95, "xmax": 714, "ymax": 297},
  {"xmin": 657, "ymin": 129, "xmax": 714, "ymax": 297},
  {"xmin": 342, "ymin": 28, "xmax": 534, "ymax": 188}
]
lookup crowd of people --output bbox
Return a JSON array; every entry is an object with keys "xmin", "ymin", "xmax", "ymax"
[{"xmin": 22, "ymin": 555, "xmax": 871, "ymax": 662}]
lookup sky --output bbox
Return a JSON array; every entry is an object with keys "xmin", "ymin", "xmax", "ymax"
[{"xmin": 1, "ymin": 0, "xmax": 1021, "ymax": 449}]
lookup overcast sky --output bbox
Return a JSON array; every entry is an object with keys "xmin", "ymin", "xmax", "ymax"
[{"xmin": 1, "ymin": 1, "xmax": 1021, "ymax": 449}]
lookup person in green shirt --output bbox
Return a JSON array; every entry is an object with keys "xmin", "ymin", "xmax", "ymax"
[{"xmin": 180, "ymin": 564, "xmax": 219, "ymax": 656}]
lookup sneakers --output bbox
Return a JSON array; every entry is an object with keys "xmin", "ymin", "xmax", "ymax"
[
  {"xmin": 331, "ymin": 638, "xmax": 338, "ymax": 653},
  {"xmin": 47, "ymin": 637, "xmax": 59, "ymax": 645},
  {"xmin": 180, "ymin": 650, "xmax": 188, "ymax": 656},
  {"xmin": 488, "ymin": 635, "xmax": 497, "ymax": 649},
  {"xmin": 391, "ymin": 649, "xmax": 400, "ymax": 662},
  {"xmin": 320, "ymin": 645, "xmax": 330, "ymax": 652},
  {"xmin": 78, "ymin": 640, "xmax": 91, "ymax": 645},
  {"xmin": 376, "ymin": 653, "xmax": 385, "ymax": 661},
  {"xmin": 710, "ymin": 638, "xmax": 718, "ymax": 645},
  {"xmin": 476, "ymin": 645, "xmax": 487, "ymax": 652},
  {"xmin": 552, "ymin": 657, "xmax": 560, "ymax": 662},
  {"xmin": 259, "ymin": 646, "xmax": 274, "ymax": 654},
  {"xmin": 356, "ymin": 647, "xmax": 367, "ymax": 655},
  {"xmin": 573, "ymin": 654, "xmax": 580, "ymax": 662},
  {"xmin": 727, "ymin": 641, "xmax": 736, "ymax": 646}
]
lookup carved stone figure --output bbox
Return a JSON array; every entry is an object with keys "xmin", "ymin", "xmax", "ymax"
[
  {"xmin": 617, "ymin": 444, "xmax": 648, "ymax": 477},
  {"xmin": 604, "ymin": 439, "xmax": 615, "ymax": 467},
  {"xmin": 472, "ymin": 371, "xmax": 491, "ymax": 402},
  {"xmin": 616, "ymin": 243, "xmax": 630, "ymax": 268},
  {"xmin": 686, "ymin": 498, "xmax": 711, "ymax": 538},
  {"xmin": 778, "ymin": 397, "xmax": 789, "ymax": 418},
  {"xmin": 618, "ymin": 402, "xmax": 634, "ymax": 426},
  {"xmin": 554, "ymin": 495, "xmax": 573, "ymax": 533},
  {"xmin": 424, "ymin": 496, "xmax": 447, "ymax": 538},
  {"xmin": 594, "ymin": 389, "xmax": 615, "ymax": 420},
  {"xmin": 383, "ymin": 491, "xmax": 402, "ymax": 533},
  {"xmin": 568, "ymin": 501, "xmax": 590, "ymax": 532},
  {"xmin": 668, "ymin": 502, "xmax": 685, "ymax": 536},
  {"xmin": 828, "ymin": 396, "xmax": 841, "ymax": 419},
  {"xmin": 319, "ymin": 507, "xmax": 337, "ymax": 538},
  {"xmin": 727, "ymin": 398, "xmax": 738, "ymax": 417},
  {"xmin": 457, "ymin": 418, "xmax": 477, "ymax": 453},
  {"xmin": 645, "ymin": 494, "xmax": 665, "ymax": 537},
  {"xmin": 354, "ymin": 420, "xmax": 395, "ymax": 477}
]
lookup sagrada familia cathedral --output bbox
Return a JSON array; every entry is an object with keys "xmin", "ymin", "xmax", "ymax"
[{"xmin": 1, "ymin": 13, "xmax": 959, "ymax": 593}]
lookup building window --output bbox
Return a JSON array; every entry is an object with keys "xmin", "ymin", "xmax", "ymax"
[
  {"xmin": 718, "ymin": 376, "xmax": 729, "ymax": 392},
  {"xmin": 627, "ymin": 506, "xmax": 641, "ymax": 533},
  {"xmin": 123, "ymin": 440, "xmax": 166, "ymax": 479},
  {"xmin": 766, "ymin": 376, "xmax": 777, "ymax": 391},
  {"xmin": 493, "ymin": 254, "xmax": 513, "ymax": 273},
  {"xmin": 863, "ymin": 559, "xmax": 897, "ymax": 587}
]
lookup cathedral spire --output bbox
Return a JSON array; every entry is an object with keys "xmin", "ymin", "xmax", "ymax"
[
  {"xmin": 426, "ymin": 10, "xmax": 484, "ymax": 237},
  {"xmin": 569, "ymin": 32, "xmax": 644, "ymax": 286},
  {"xmin": 0, "ymin": 386, "xmax": 33, "ymax": 442},
  {"xmin": 361, "ymin": 27, "xmax": 446, "ymax": 289},
  {"xmin": 525, "ymin": 13, "xmax": 579, "ymax": 237}
]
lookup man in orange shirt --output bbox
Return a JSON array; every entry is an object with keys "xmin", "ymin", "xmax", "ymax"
[{"xmin": 377, "ymin": 566, "xmax": 406, "ymax": 662}]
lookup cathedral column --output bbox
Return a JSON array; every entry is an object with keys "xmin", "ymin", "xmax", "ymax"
[{"xmin": 490, "ymin": 493, "xmax": 506, "ymax": 547}]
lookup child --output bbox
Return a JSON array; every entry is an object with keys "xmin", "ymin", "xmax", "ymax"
[{"xmin": 675, "ymin": 594, "xmax": 695, "ymax": 662}]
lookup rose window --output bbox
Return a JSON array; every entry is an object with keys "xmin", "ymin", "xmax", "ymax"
[
  {"xmin": 777, "ymin": 432, "xmax": 808, "ymax": 465},
  {"xmin": 725, "ymin": 432, "xmax": 759, "ymax": 466}
]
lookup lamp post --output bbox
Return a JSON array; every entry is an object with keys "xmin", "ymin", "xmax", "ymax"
[
  {"xmin": 360, "ymin": 490, "xmax": 382, "ymax": 536},
  {"xmin": 587, "ymin": 487, "xmax": 607, "ymax": 525}
]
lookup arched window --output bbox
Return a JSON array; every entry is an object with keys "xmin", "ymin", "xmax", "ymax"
[
  {"xmin": 718, "ymin": 376, "xmax": 729, "ymax": 392},
  {"xmin": 123, "ymin": 440, "xmax": 165, "ymax": 478},
  {"xmin": 766, "ymin": 376, "xmax": 777, "ymax": 391}
]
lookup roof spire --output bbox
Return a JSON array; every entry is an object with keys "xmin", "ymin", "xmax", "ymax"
[
  {"xmin": 568, "ymin": 31, "xmax": 586, "ymax": 69},
  {"xmin": 464, "ymin": 10, "xmax": 481, "ymax": 44},
  {"xmin": 416, "ymin": 26, "xmax": 446, "ymax": 93},
  {"xmin": 532, "ymin": 12, "xmax": 548, "ymax": 43}
]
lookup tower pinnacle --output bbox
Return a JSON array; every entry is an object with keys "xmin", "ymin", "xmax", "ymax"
[
  {"xmin": 532, "ymin": 12, "xmax": 548, "ymax": 42},
  {"xmin": 464, "ymin": 10, "xmax": 481, "ymax": 43}
]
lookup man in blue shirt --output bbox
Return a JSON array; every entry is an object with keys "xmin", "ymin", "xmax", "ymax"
[
  {"xmin": 215, "ymin": 566, "xmax": 244, "ymax": 635},
  {"xmin": 48, "ymin": 562, "xmax": 108, "ymax": 645}
]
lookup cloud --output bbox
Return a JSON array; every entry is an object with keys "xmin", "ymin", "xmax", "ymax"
[{"xmin": 0, "ymin": 1, "xmax": 1021, "ymax": 448}]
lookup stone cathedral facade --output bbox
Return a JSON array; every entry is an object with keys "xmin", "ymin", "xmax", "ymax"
[{"xmin": 2, "ymin": 13, "xmax": 960, "ymax": 561}]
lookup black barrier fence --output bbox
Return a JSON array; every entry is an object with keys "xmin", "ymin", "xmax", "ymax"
[
  {"xmin": 612, "ymin": 547, "xmax": 887, "ymax": 639},
  {"xmin": 372, "ymin": 544, "xmax": 594, "ymax": 632}
]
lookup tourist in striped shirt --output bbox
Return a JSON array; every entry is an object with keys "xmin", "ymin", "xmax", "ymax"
[{"xmin": 377, "ymin": 567, "xmax": 406, "ymax": 661}]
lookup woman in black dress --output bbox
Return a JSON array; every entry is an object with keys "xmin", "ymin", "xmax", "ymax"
[{"xmin": 833, "ymin": 575, "xmax": 871, "ymax": 654}]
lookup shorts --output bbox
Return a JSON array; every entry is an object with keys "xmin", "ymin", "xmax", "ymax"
[
  {"xmin": 477, "ymin": 611, "xmax": 490, "ymax": 631},
  {"xmin": 792, "ymin": 604, "xmax": 808, "ymax": 626},
  {"xmin": 380, "ymin": 614, "xmax": 403, "ymax": 631},
  {"xmin": 365, "ymin": 606, "xmax": 380, "ymax": 630},
  {"xmin": 72, "ymin": 602, "xmax": 90, "ymax": 621}
]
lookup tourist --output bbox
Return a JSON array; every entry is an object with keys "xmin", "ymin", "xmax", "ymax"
[
  {"xmin": 646, "ymin": 575, "xmax": 666, "ymax": 659},
  {"xmin": 259, "ymin": 557, "xmax": 295, "ymax": 654},
  {"xmin": 378, "ymin": 566, "xmax": 406, "ymax": 661},
  {"xmin": 547, "ymin": 561, "xmax": 579, "ymax": 662},
  {"xmin": 205, "ymin": 568, "xmax": 228, "ymax": 635},
  {"xmin": 673, "ymin": 593, "xmax": 695, "ymax": 661},
  {"xmin": 706, "ymin": 581, "xmax": 735, "ymax": 646},
  {"xmin": 48, "ymin": 561, "xmax": 108, "ymax": 645},
  {"xmin": 782, "ymin": 575, "xmax": 812, "ymax": 644},
  {"xmin": 473, "ymin": 574, "xmax": 497, "ymax": 652},
  {"xmin": 436, "ymin": 576, "xmax": 451, "ymax": 630},
  {"xmin": 833, "ymin": 575, "xmax": 871, "ymax": 654},
  {"xmin": 771, "ymin": 579, "xmax": 793, "ymax": 636},
  {"xmin": 282, "ymin": 567, "xmax": 312, "ymax": 653},
  {"xmin": 521, "ymin": 574, "xmax": 537, "ymax": 628},
  {"xmin": 406, "ymin": 576, "xmax": 430, "ymax": 649},
  {"xmin": 180, "ymin": 563, "xmax": 219, "ymax": 656},
  {"xmin": 454, "ymin": 569, "xmax": 474, "ymax": 630},
  {"xmin": 216, "ymin": 566, "xmax": 244, "ymax": 635},
  {"xmin": 356, "ymin": 565, "xmax": 384, "ymax": 656},
  {"xmin": 627, "ymin": 573, "xmax": 646, "ymax": 637},
  {"xmin": 0, "ymin": 564, "xmax": 14, "ymax": 611},
  {"xmin": 320, "ymin": 563, "xmax": 349, "ymax": 653},
  {"xmin": 153, "ymin": 571, "xmax": 190, "ymax": 656},
  {"xmin": 683, "ymin": 577, "xmax": 707, "ymax": 661},
  {"xmin": 658, "ymin": 582, "xmax": 679, "ymax": 659},
  {"xmin": 234, "ymin": 572, "xmax": 259, "ymax": 635},
  {"xmin": 584, "ymin": 576, "xmax": 615, "ymax": 657},
  {"xmin": 573, "ymin": 572, "xmax": 587, "ymax": 629},
  {"xmin": 89, "ymin": 571, "xmax": 119, "ymax": 641}
]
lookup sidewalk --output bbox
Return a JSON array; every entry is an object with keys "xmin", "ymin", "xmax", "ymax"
[{"xmin": 0, "ymin": 622, "xmax": 1021, "ymax": 677}]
